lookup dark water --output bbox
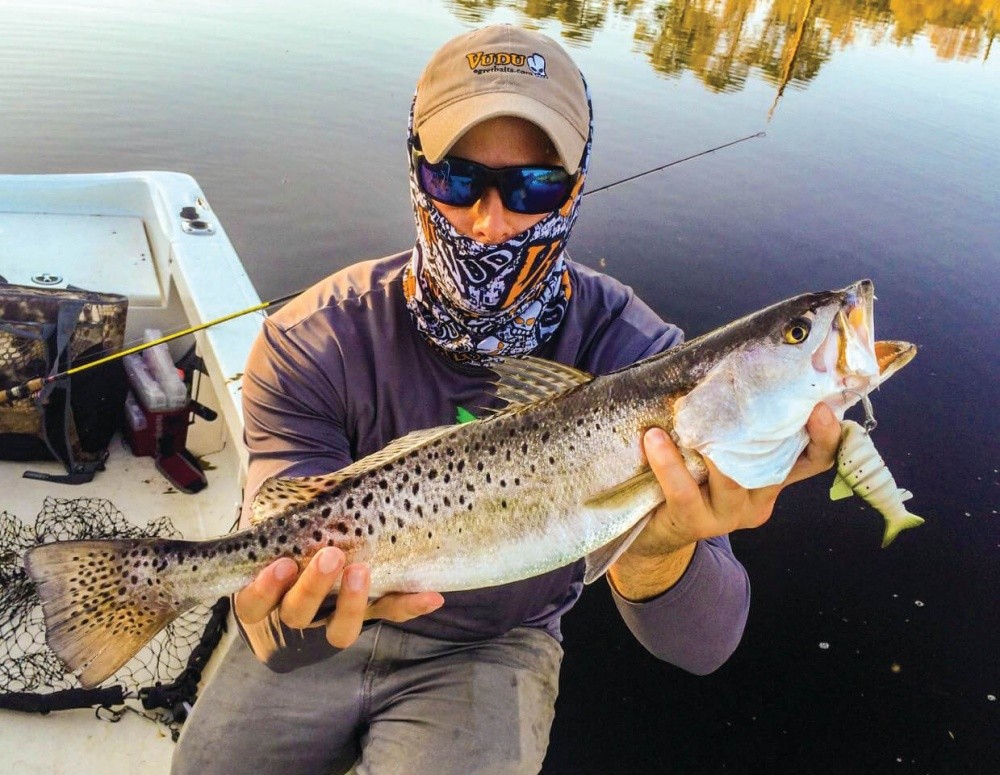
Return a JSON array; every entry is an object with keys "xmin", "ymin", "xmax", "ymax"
[{"xmin": 2, "ymin": 0, "xmax": 997, "ymax": 771}]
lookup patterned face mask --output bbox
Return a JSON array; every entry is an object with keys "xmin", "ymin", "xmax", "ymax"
[{"xmin": 403, "ymin": 86, "xmax": 593, "ymax": 363}]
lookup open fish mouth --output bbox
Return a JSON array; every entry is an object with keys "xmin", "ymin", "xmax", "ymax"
[
  {"xmin": 874, "ymin": 340, "xmax": 917, "ymax": 383},
  {"xmin": 811, "ymin": 280, "xmax": 879, "ymax": 394},
  {"xmin": 835, "ymin": 279, "xmax": 878, "ymax": 389}
]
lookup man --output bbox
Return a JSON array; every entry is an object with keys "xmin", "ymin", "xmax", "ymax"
[{"xmin": 173, "ymin": 24, "xmax": 838, "ymax": 774}]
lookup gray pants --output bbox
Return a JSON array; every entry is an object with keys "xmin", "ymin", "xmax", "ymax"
[{"xmin": 172, "ymin": 623, "xmax": 563, "ymax": 775}]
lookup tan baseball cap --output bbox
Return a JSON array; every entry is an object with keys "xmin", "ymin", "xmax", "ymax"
[{"xmin": 414, "ymin": 25, "xmax": 589, "ymax": 173}]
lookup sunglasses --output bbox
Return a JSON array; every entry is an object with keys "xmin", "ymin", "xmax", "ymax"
[{"xmin": 411, "ymin": 148, "xmax": 577, "ymax": 215}]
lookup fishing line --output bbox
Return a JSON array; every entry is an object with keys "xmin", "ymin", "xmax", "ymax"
[
  {"xmin": 0, "ymin": 131, "xmax": 766, "ymax": 403},
  {"xmin": 582, "ymin": 131, "xmax": 765, "ymax": 197},
  {"xmin": 841, "ymin": 388, "xmax": 877, "ymax": 432}
]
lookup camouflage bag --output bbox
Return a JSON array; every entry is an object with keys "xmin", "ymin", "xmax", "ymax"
[{"xmin": 0, "ymin": 285, "xmax": 128, "ymax": 484}]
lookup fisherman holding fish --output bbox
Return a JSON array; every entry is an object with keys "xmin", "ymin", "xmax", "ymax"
[{"xmin": 166, "ymin": 24, "xmax": 842, "ymax": 774}]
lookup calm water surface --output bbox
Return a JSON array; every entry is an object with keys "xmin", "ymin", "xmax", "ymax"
[{"xmin": 2, "ymin": 0, "xmax": 997, "ymax": 771}]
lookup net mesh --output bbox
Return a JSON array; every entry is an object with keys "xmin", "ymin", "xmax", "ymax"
[{"xmin": 0, "ymin": 496, "xmax": 215, "ymax": 698}]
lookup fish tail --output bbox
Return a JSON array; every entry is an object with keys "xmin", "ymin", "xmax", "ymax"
[
  {"xmin": 24, "ymin": 537, "xmax": 196, "ymax": 688},
  {"xmin": 881, "ymin": 511, "xmax": 925, "ymax": 548}
]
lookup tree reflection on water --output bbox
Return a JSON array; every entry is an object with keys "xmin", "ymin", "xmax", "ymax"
[{"xmin": 444, "ymin": 0, "xmax": 997, "ymax": 94}]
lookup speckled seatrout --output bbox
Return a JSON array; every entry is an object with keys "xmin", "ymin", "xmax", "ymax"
[
  {"xmin": 830, "ymin": 420, "xmax": 925, "ymax": 547},
  {"xmin": 25, "ymin": 280, "xmax": 916, "ymax": 688}
]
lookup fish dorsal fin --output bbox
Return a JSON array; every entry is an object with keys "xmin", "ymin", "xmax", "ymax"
[
  {"xmin": 251, "ymin": 423, "xmax": 463, "ymax": 524},
  {"xmin": 488, "ymin": 356, "xmax": 592, "ymax": 411}
]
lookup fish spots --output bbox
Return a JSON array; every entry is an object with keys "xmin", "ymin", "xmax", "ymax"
[
  {"xmin": 346, "ymin": 497, "xmax": 354, "ymax": 509},
  {"xmin": 313, "ymin": 530, "xmax": 323, "ymax": 543},
  {"xmin": 259, "ymin": 535, "xmax": 269, "ymax": 548},
  {"xmin": 362, "ymin": 493, "xmax": 374, "ymax": 508},
  {"xmin": 379, "ymin": 479, "xmax": 388, "ymax": 490},
  {"xmin": 321, "ymin": 507, "xmax": 332, "ymax": 519},
  {"xmin": 541, "ymin": 431, "xmax": 550, "ymax": 443},
  {"xmin": 412, "ymin": 483, "xmax": 420, "ymax": 496}
]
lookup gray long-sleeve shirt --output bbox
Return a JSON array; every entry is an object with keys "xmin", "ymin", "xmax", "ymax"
[{"xmin": 239, "ymin": 251, "xmax": 750, "ymax": 674}]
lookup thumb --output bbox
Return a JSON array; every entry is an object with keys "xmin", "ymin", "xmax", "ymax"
[{"xmin": 643, "ymin": 428, "xmax": 701, "ymax": 506}]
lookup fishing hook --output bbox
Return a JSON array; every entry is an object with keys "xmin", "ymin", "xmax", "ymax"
[{"xmin": 841, "ymin": 389, "xmax": 877, "ymax": 432}]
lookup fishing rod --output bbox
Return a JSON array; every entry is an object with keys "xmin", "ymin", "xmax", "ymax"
[
  {"xmin": 0, "ymin": 131, "xmax": 766, "ymax": 404},
  {"xmin": 0, "ymin": 291, "xmax": 301, "ymax": 404},
  {"xmin": 583, "ymin": 131, "xmax": 765, "ymax": 197}
]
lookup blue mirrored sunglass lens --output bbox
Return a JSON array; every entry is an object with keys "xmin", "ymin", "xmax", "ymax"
[
  {"xmin": 416, "ymin": 155, "xmax": 573, "ymax": 214},
  {"xmin": 505, "ymin": 169, "xmax": 572, "ymax": 212},
  {"xmin": 418, "ymin": 161, "xmax": 479, "ymax": 205}
]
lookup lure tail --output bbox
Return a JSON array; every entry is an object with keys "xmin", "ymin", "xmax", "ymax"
[
  {"xmin": 23, "ymin": 538, "xmax": 197, "ymax": 688},
  {"xmin": 879, "ymin": 509, "xmax": 925, "ymax": 548}
]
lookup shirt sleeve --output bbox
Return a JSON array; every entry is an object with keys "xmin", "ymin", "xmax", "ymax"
[
  {"xmin": 609, "ymin": 535, "xmax": 750, "ymax": 675},
  {"xmin": 240, "ymin": 315, "xmax": 354, "ymax": 526}
]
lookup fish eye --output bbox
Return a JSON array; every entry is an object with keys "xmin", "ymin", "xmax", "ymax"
[{"xmin": 783, "ymin": 317, "xmax": 812, "ymax": 344}]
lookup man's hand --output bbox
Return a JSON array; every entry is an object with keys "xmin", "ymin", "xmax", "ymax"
[
  {"xmin": 609, "ymin": 403, "xmax": 841, "ymax": 601},
  {"xmin": 235, "ymin": 549, "xmax": 444, "ymax": 650}
]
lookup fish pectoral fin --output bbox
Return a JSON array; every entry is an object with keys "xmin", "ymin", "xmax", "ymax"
[
  {"xmin": 829, "ymin": 473, "xmax": 855, "ymax": 500},
  {"xmin": 488, "ymin": 356, "xmax": 593, "ymax": 412},
  {"xmin": 582, "ymin": 469, "xmax": 663, "ymax": 584},
  {"xmin": 583, "ymin": 469, "xmax": 660, "ymax": 511},
  {"xmin": 584, "ymin": 512, "xmax": 654, "ymax": 585},
  {"xmin": 898, "ymin": 488, "xmax": 914, "ymax": 502}
]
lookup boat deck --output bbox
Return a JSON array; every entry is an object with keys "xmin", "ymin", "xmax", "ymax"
[
  {"xmin": 0, "ymin": 171, "xmax": 261, "ymax": 773},
  {"xmin": 1, "ymin": 423, "xmax": 243, "ymax": 774}
]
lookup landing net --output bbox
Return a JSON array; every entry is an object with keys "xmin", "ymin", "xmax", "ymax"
[{"xmin": 0, "ymin": 497, "xmax": 227, "ymax": 734}]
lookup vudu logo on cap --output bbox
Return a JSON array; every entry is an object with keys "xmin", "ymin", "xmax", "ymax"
[{"xmin": 465, "ymin": 51, "xmax": 548, "ymax": 78}]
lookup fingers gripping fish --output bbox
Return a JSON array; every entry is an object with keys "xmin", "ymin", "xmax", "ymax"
[
  {"xmin": 831, "ymin": 420, "xmax": 925, "ymax": 548},
  {"xmin": 24, "ymin": 280, "xmax": 918, "ymax": 688}
]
